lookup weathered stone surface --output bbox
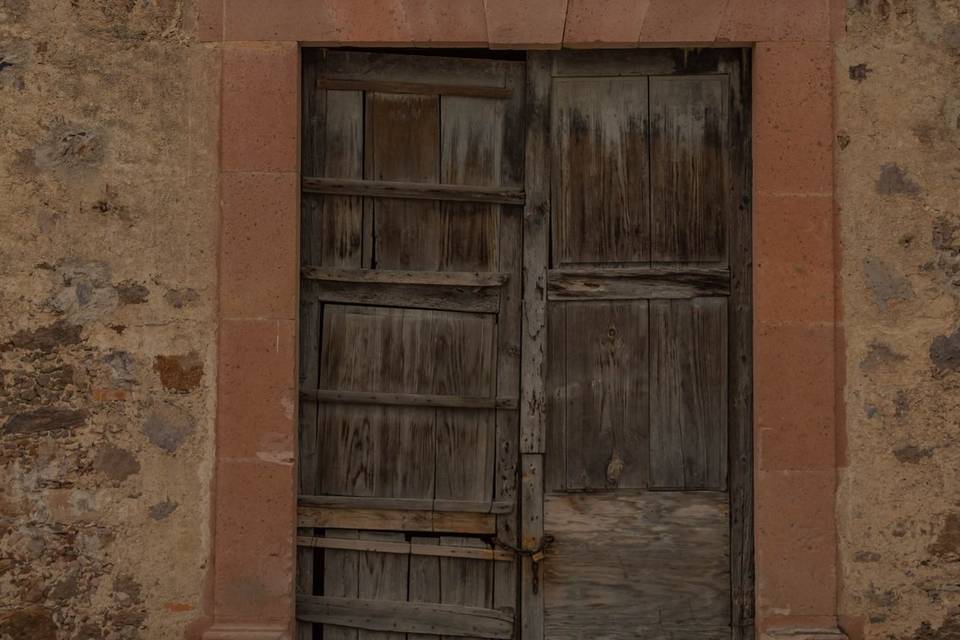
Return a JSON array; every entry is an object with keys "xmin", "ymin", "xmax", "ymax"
[
  {"xmin": 930, "ymin": 329, "xmax": 960, "ymax": 372},
  {"xmin": 0, "ymin": 606, "xmax": 57, "ymax": 639},
  {"xmin": 148, "ymin": 499, "xmax": 178, "ymax": 520},
  {"xmin": 114, "ymin": 280, "xmax": 149, "ymax": 304},
  {"xmin": 875, "ymin": 163, "xmax": 921, "ymax": 196},
  {"xmin": 3, "ymin": 407, "xmax": 87, "ymax": 435},
  {"xmin": 141, "ymin": 403, "xmax": 195, "ymax": 453},
  {"xmin": 153, "ymin": 352, "xmax": 203, "ymax": 392},
  {"xmin": 94, "ymin": 444, "xmax": 140, "ymax": 482},
  {"xmin": 2, "ymin": 320, "xmax": 83, "ymax": 352}
]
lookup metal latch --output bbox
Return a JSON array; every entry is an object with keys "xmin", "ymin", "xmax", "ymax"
[{"xmin": 495, "ymin": 534, "xmax": 555, "ymax": 595}]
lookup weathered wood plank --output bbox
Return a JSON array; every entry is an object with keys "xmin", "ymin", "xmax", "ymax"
[
  {"xmin": 315, "ymin": 78, "xmax": 512, "ymax": 99},
  {"xmin": 649, "ymin": 298, "xmax": 729, "ymax": 489},
  {"xmin": 302, "ymin": 266, "xmax": 509, "ymax": 287},
  {"xmin": 297, "ymin": 506, "xmax": 497, "ymax": 534},
  {"xmin": 369, "ymin": 92, "xmax": 441, "ymax": 270},
  {"xmin": 438, "ymin": 92, "xmax": 504, "ymax": 271},
  {"xmin": 562, "ymin": 301, "xmax": 649, "ymax": 490},
  {"xmin": 296, "ymin": 595, "xmax": 514, "ymax": 640},
  {"xmin": 320, "ymin": 529, "xmax": 359, "ymax": 640},
  {"xmin": 650, "ymin": 75, "xmax": 728, "ymax": 263},
  {"xmin": 358, "ymin": 531, "xmax": 407, "ymax": 640},
  {"xmin": 547, "ymin": 266, "xmax": 730, "ymax": 300},
  {"xmin": 409, "ymin": 536, "xmax": 441, "ymax": 640},
  {"xmin": 545, "ymin": 302, "xmax": 566, "ymax": 492},
  {"xmin": 307, "ymin": 280, "xmax": 501, "ymax": 313},
  {"xmin": 520, "ymin": 51, "xmax": 552, "ymax": 640},
  {"xmin": 493, "ymin": 61, "xmax": 525, "ymax": 621},
  {"xmin": 441, "ymin": 537, "xmax": 495, "ymax": 640},
  {"xmin": 297, "ymin": 535, "xmax": 515, "ymax": 562},
  {"xmin": 551, "ymin": 76, "xmax": 650, "ymax": 265},
  {"xmin": 543, "ymin": 491, "xmax": 731, "ymax": 637},
  {"xmin": 301, "ymin": 389, "xmax": 517, "ymax": 411},
  {"xmin": 521, "ymin": 52, "xmax": 551, "ymax": 455},
  {"xmin": 302, "ymin": 177, "xmax": 524, "ymax": 205},
  {"xmin": 298, "ymin": 495, "xmax": 512, "ymax": 514},
  {"xmin": 723, "ymin": 49, "xmax": 755, "ymax": 638},
  {"xmin": 320, "ymin": 50, "xmax": 518, "ymax": 88}
]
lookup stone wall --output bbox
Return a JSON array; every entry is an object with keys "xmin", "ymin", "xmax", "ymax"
[
  {"xmin": 836, "ymin": 0, "xmax": 960, "ymax": 638},
  {"xmin": 0, "ymin": 1, "xmax": 218, "ymax": 638}
]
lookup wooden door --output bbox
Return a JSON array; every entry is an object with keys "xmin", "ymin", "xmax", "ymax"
[
  {"xmin": 297, "ymin": 50, "xmax": 525, "ymax": 640},
  {"xmin": 522, "ymin": 50, "xmax": 753, "ymax": 640}
]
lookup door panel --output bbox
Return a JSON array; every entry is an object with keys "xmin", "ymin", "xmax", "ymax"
[
  {"xmin": 526, "ymin": 49, "xmax": 752, "ymax": 640},
  {"xmin": 551, "ymin": 77, "xmax": 650, "ymax": 266},
  {"xmin": 298, "ymin": 50, "xmax": 524, "ymax": 640},
  {"xmin": 543, "ymin": 492, "xmax": 731, "ymax": 639}
]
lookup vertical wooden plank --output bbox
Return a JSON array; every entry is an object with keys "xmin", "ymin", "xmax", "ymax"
[
  {"xmin": 440, "ymin": 537, "xmax": 494, "ymax": 640},
  {"xmin": 520, "ymin": 453, "xmax": 544, "ymax": 640},
  {"xmin": 650, "ymin": 75, "xmax": 728, "ymax": 264},
  {"xmin": 562, "ymin": 300, "xmax": 649, "ymax": 490},
  {"xmin": 649, "ymin": 298, "xmax": 728, "ymax": 490},
  {"xmin": 369, "ymin": 92, "xmax": 440, "ymax": 270},
  {"xmin": 520, "ymin": 51, "xmax": 552, "ymax": 640},
  {"xmin": 322, "ymin": 529, "xmax": 360, "ymax": 640},
  {"xmin": 551, "ymin": 77, "xmax": 650, "ymax": 266},
  {"xmin": 439, "ymin": 94, "xmax": 503, "ymax": 272},
  {"xmin": 724, "ymin": 49, "xmax": 754, "ymax": 640},
  {"xmin": 494, "ymin": 61, "xmax": 525, "ymax": 623},
  {"xmin": 409, "ymin": 536, "xmax": 441, "ymax": 640},
  {"xmin": 298, "ymin": 54, "xmax": 325, "ymax": 640},
  {"xmin": 357, "ymin": 531, "xmax": 408, "ymax": 640},
  {"xmin": 544, "ymin": 302, "xmax": 566, "ymax": 492},
  {"xmin": 317, "ymin": 89, "xmax": 364, "ymax": 267}
]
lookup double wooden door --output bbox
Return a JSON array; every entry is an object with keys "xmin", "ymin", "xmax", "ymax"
[{"xmin": 297, "ymin": 49, "xmax": 752, "ymax": 640}]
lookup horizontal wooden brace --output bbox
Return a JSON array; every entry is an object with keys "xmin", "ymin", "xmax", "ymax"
[
  {"xmin": 304, "ymin": 280, "xmax": 501, "ymax": 314},
  {"xmin": 302, "ymin": 266, "xmax": 509, "ymax": 288},
  {"xmin": 302, "ymin": 177, "xmax": 524, "ymax": 205},
  {"xmin": 296, "ymin": 595, "xmax": 514, "ymax": 639},
  {"xmin": 316, "ymin": 78, "xmax": 513, "ymax": 99},
  {"xmin": 548, "ymin": 265, "xmax": 730, "ymax": 300},
  {"xmin": 301, "ymin": 389, "xmax": 519, "ymax": 410},
  {"xmin": 299, "ymin": 494, "xmax": 514, "ymax": 514},
  {"xmin": 296, "ymin": 535, "xmax": 515, "ymax": 562},
  {"xmin": 298, "ymin": 506, "xmax": 496, "ymax": 534}
]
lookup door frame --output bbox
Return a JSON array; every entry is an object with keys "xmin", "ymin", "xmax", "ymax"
[{"xmin": 203, "ymin": 4, "xmax": 843, "ymax": 640}]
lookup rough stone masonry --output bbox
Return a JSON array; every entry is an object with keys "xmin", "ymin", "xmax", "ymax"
[{"xmin": 0, "ymin": 0, "xmax": 959, "ymax": 639}]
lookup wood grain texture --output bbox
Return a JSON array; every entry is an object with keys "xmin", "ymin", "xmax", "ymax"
[
  {"xmin": 441, "ymin": 537, "xmax": 495, "ymax": 640},
  {"xmin": 302, "ymin": 177, "xmax": 523, "ymax": 205},
  {"xmin": 358, "ymin": 531, "xmax": 407, "ymax": 640},
  {"xmin": 543, "ymin": 491, "xmax": 731, "ymax": 638},
  {"xmin": 552, "ymin": 76, "xmax": 650, "ymax": 266},
  {"xmin": 302, "ymin": 267, "xmax": 509, "ymax": 287},
  {"xmin": 298, "ymin": 495, "xmax": 512, "ymax": 514},
  {"xmin": 301, "ymin": 389, "xmax": 517, "ymax": 411},
  {"xmin": 308, "ymin": 280, "xmax": 502, "ymax": 313},
  {"xmin": 296, "ymin": 595, "xmax": 514, "ymax": 639},
  {"xmin": 649, "ymin": 298, "xmax": 729, "ymax": 490},
  {"xmin": 559, "ymin": 301, "xmax": 650, "ymax": 490},
  {"xmin": 297, "ymin": 506, "xmax": 497, "ymax": 534},
  {"xmin": 322, "ymin": 529, "xmax": 360, "ymax": 640},
  {"xmin": 723, "ymin": 50, "xmax": 754, "ymax": 638},
  {"xmin": 369, "ymin": 91, "xmax": 441, "ymax": 270},
  {"xmin": 547, "ymin": 266, "xmax": 730, "ymax": 300},
  {"xmin": 315, "ymin": 78, "xmax": 513, "ymax": 99},
  {"xmin": 298, "ymin": 535, "xmax": 515, "ymax": 562},
  {"xmin": 650, "ymin": 75, "xmax": 728, "ymax": 263}
]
